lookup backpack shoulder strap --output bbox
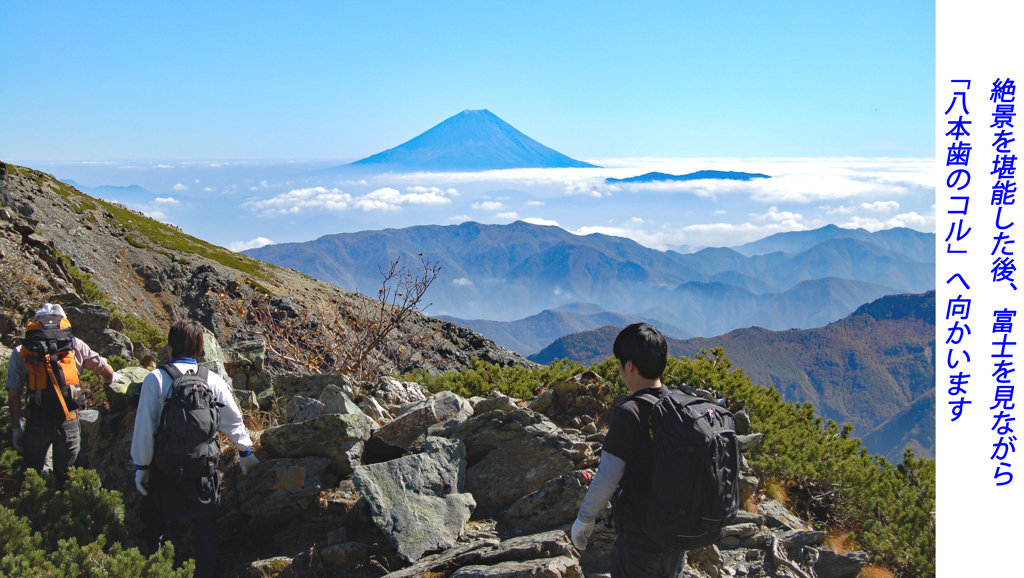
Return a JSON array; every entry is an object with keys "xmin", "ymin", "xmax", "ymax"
[
  {"xmin": 160, "ymin": 363, "xmax": 184, "ymax": 381},
  {"xmin": 196, "ymin": 365, "xmax": 210, "ymax": 383}
]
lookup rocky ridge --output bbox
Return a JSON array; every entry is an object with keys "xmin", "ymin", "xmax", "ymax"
[{"xmin": 82, "ymin": 357, "xmax": 868, "ymax": 578}]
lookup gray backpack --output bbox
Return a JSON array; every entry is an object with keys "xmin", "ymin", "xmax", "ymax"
[{"xmin": 154, "ymin": 364, "xmax": 222, "ymax": 479}]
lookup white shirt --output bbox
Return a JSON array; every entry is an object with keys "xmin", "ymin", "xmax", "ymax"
[{"xmin": 130, "ymin": 361, "xmax": 253, "ymax": 467}]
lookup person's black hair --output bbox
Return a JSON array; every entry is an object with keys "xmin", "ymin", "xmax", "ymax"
[
  {"xmin": 168, "ymin": 319, "xmax": 205, "ymax": 359},
  {"xmin": 613, "ymin": 323, "xmax": 667, "ymax": 379}
]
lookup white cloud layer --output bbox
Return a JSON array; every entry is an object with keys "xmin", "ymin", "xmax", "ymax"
[
  {"xmin": 172, "ymin": 183, "xmax": 188, "ymax": 191},
  {"xmin": 247, "ymin": 185, "xmax": 458, "ymax": 214},
  {"xmin": 228, "ymin": 237, "xmax": 274, "ymax": 251},
  {"xmin": 155, "ymin": 197, "xmax": 179, "ymax": 205},
  {"xmin": 472, "ymin": 201, "xmax": 504, "ymax": 211},
  {"xmin": 523, "ymin": 217, "xmax": 559, "ymax": 226},
  {"xmin": 497, "ymin": 212, "xmax": 520, "ymax": 219}
]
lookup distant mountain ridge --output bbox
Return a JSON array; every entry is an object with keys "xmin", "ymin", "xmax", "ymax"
[
  {"xmin": 329, "ymin": 109, "xmax": 597, "ymax": 172},
  {"xmin": 606, "ymin": 170, "xmax": 770, "ymax": 183},
  {"xmin": 436, "ymin": 304, "xmax": 691, "ymax": 355},
  {"xmin": 530, "ymin": 291, "xmax": 936, "ymax": 462},
  {"xmin": 245, "ymin": 222, "xmax": 935, "ymax": 339}
]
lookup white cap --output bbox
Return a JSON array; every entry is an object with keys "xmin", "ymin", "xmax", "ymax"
[{"xmin": 32, "ymin": 303, "xmax": 67, "ymax": 319}]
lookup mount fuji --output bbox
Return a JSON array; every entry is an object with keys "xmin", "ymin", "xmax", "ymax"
[{"xmin": 330, "ymin": 109, "xmax": 598, "ymax": 173}]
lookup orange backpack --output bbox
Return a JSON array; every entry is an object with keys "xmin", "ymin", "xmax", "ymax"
[{"xmin": 20, "ymin": 316, "xmax": 84, "ymax": 420}]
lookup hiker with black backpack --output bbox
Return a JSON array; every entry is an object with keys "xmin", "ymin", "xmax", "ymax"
[
  {"xmin": 571, "ymin": 323, "xmax": 741, "ymax": 577},
  {"xmin": 131, "ymin": 319, "xmax": 259, "ymax": 578},
  {"xmin": 6, "ymin": 304, "xmax": 126, "ymax": 490}
]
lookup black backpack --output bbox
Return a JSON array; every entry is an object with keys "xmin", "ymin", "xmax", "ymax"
[
  {"xmin": 154, "ymin": 364, "xmax": 222, "ymax": 479},
  {"xmin": 632, "ymin": 388, "xmax": 741, "ymax": 550}
]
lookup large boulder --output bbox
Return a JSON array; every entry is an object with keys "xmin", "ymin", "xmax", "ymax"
[
  {"xmin": 353, "ymin": 437, "xmax": 475, "ymax": 563},
  {"xmin": 374, "ymin": 391, "xmax": 473, "ymax": 451},
  {"xmin": 235, "ymin": 456, "xmax": 330, "ymax": 526},
  {"xmin": 448, "ymin": 409, "xmax": 584, "ymax": 511},
  {"xmin": 64, "ymin": 304, "xmax": 134, "ymax": 360},
  {"xmin": 502, "ymin": 471, "xmax": 591, "ymax": 533},
  {"xmin": 260, "ymin": 413, "xmax": 374, "ymax": 476},
  {"xmin": 283, "ymin": 386, "xmax": 366, "ymax": 424},
  {"xmin": 383, "ymin": 530, "xmax": 577, "ymax": 578}
]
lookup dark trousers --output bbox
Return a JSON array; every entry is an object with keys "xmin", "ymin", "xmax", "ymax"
[
  {"xmin": 23, "ymin": 416, "xmax": 80, "ymax": 490},
  {"xmin": 141, "ymin": 479, "xmax": 219, "ymax": 578},
  {"xmin": 610, "ymin": 540, "xmax": 686, "ymax": 578}
]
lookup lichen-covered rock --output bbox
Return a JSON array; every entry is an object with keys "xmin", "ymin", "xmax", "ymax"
[
  {"xmin": 353, "ymin": 437, "xmax": 475, "ymax": 563},
  {"xmin": 260, "ymin": 413, "xmax": 374, "ymax": 476},
  {"xmin": 231, "ymin": 556, "xmax": 292, "ymax": 578},
  {"xmin": 449, "ymin": 409, "xmax": 579, "ymax": 510},
  {"xmin": 368, "ymin": 376, "xmax": 428, "ymax": 410},
  {"xmin": 374, "ymin": 391, "xmax": 473, "ymax": 451},
  {"xmin": 503, "ymin": 471, "xmax": 591, "ymax": 532},
  {"xmin": 236, "ymin": 456, "xmax": 330, "ymax": 526},
  {"xmin": 473, "ymin": 394, "xmax": 520, "ymax": 415}
]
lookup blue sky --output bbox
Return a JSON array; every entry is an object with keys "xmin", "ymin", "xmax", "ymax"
[
  {"xmin": 2, "ymin": 1, "xmax": 934, "ymax": 160},
  {"xmin": 1, "ymin": 2, "xmax": 936, "ymax": 251}
]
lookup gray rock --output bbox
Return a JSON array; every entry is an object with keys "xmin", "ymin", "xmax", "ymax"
[
  {"xmin": 198, "ymin": 328, "xmax": 230, "ymax": 382},
  {"xmin": 232, "ymin": 556, "xmax": 292, "ymax": 578},
  {"xmin": 326, "ymin": 527, "xmax": 348, "ymax": 546},
  {"xmin": 813, "ymin": 549, "xmax": 869, "ymax": 578},
  {"xmin": 353, "ymin": 437, "xmax": 476, "ymax": 563},
  {"xmin": 368, "ymin": 376, "xmax": 427, "ymax": 410},
  {"xmin": 757, "ymin": 499, "xmax": 812, "ymax": 531},
  {"xmin": 318, "ymin": 541, "xmax": 370, "ymax": 568},
  {"xmin": 732, "ymin": 510, "xmax": 765, "ymax": 526},
  {"xmin": 248, "ymin": 371, "xmax": 272, "ymax": 393},
  {"xmin": 503, "ymin": 471, "xmax": 590, "ymax": 532},
  {"xmin": 260, "ymin": 413, "xmax": 374, "ymax": 476},
  {"xmin": 319, "ymin": 385, "xmax": 363, "ymax": 415},
  {"xmin": 384, "ymin": 539, "xmax": 501, "ymax": 578},
  {"xmin": 145, "ymin": 278, "xmax": 163, "ymax": 293},
  {"xmin": 236, "ymin": 457, "xmax": 330, "ymax": 526},
  {"xmin": 449, "ymin": 556, "xmax": 583, "ymax": 578},
  {"xmin": 227, "ymin": 339, "xmax": 267, "ymax": 372},
  {"xmin": 455, "ymin": 530, "xmax": 577, "ymax": 566},
  {"xmin": 284, "ymin": 396, "xmax": 325, "ymax": 423},
  {"xmin": 739, "ymin": 472, "xmax": 759, "ymax": 505},
  {"xmin": 374, "ymin": 391, "xmax": 474, "ymax": 451},
  {"xmin": 274, "ymin": 372, "xmax": 354, "ymax": 398},
  {"xmin": 361, "ymin": 395, "xmax": 393, "ymax": 425},
  {"xmin": 77, "ymin": 409, "xmax": 102, "ymax": 438},
  {"xmin": 779, "ymin": 529, "xmax": 826, "ymax": 548},
  {"xmin": 233, "ymin": 389, "xmax": 259, "ymax": 412},
  {"xmin": 736, "ymin": 433, "xmax": 763, "ymax": 453},
  {"xmin": 474, "ymin": 394, "xmax": 520, "ymax": 415},
  {"xmin": 720, "ymin": 523, "xmax": 759, "ymax": 539},
  {"xmin": 449, "ymin": 409, "xmax": 579, "ymax": 510}
]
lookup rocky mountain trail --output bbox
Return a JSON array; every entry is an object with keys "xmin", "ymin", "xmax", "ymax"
[{"xmin": 67, "ymin": 364, "xmax": 871, "ymax": 578}]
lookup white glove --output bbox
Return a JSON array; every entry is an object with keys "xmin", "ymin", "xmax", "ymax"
[
  {"xmin": 571, "ymin": 517, "xmax": 595, "ymax": 550},
  {"xmin": 239, "ymin": 451, "xmax": 260, "ymax": 475},
  {"xmin": 109, "ymin": 372, "xmax": 129, "ymax": 385},
  {"xmin": 12, "ymin": 427, "xmax": 24, "ymax": 452},
  {"xmin": 135, "ymin": 468, "xmax": 150, "ymax": 496}
]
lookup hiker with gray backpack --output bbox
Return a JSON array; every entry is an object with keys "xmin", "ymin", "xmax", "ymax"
[
  {"xmin": 572, "ymin": 323, "xmax": 741, "ymax": 577},
  {"xmin": 131, "ymin": 319, "xmax": 259, "ymax": 578}
]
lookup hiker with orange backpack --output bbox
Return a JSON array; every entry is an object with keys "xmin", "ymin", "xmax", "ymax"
[{"xmin": 5, "ymin": 303, "xmax": 126, "ymax": 489}]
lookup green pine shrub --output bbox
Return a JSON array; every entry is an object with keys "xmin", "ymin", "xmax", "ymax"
[{"xmin": 0, "ymin": 469, "xmax": 192, "ymax": 577}]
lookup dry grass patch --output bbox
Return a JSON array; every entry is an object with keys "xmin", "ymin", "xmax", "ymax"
[
  {"xmin": 763, "ymin": 478, "xmax": 792, "ymax": 509},
  {"xmin": 858, "ymin": 564, "xmax": 896, "ymax": 578},
  {"xmin": 742, "ymin": 492, "xmax": 759, "ymax": 514},
  {"xmin": 824, "ymin": 530, "xmax": 859, "ymax": 553}
]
